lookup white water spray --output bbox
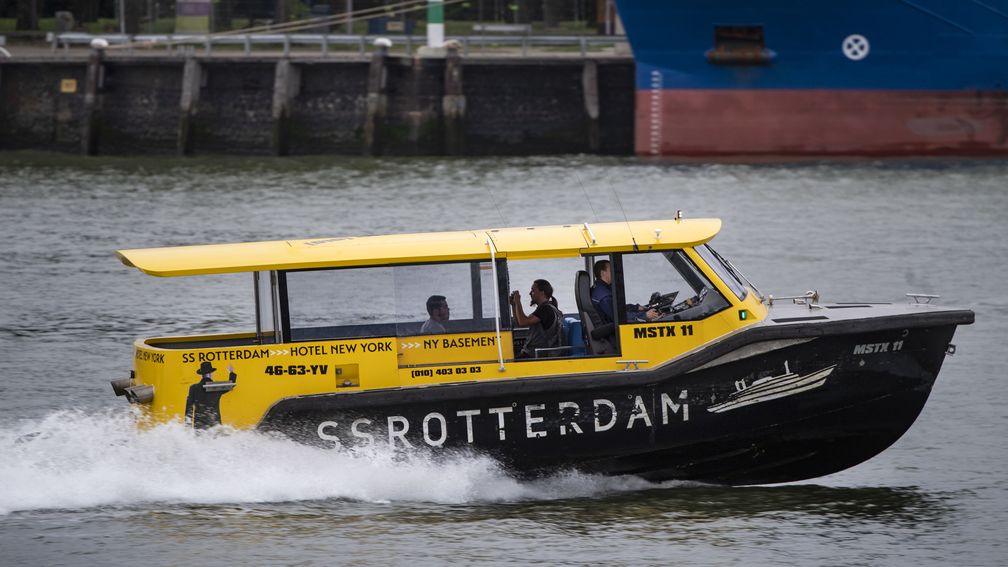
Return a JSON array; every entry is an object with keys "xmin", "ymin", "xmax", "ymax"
[{"xmin": 0, "ymin": 409, "xmax": 665, "ymax": 515}]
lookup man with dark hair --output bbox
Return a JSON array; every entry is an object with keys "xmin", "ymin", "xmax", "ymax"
[
  {"xmin": 422, "ymin": 295, "xmax": 450, "ymax": 334},
  {"xmin": 591, "ymin": 259, "xmax": 657, "ymax": 324}
]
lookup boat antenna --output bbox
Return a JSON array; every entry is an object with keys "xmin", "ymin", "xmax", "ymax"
[
  {"xmin": 486, "ymin": 186, "xmax": 508, "ymax": 227},
  {"xmin": 610, "ymin": 186, "xmax": 638, "ymax": 252},
  {"xmin": 575, "ymin": 172, "xmax": 600, "ymax": 223}
]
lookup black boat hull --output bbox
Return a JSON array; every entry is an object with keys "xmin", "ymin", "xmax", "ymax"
[{"xmin": 259, "ymin": 317, "xmax": 964, "ymax": 485}]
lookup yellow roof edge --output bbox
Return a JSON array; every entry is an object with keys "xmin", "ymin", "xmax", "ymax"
[{"xmin": 117, "ymin": 219, "xmax": 721, "ymax": 277}]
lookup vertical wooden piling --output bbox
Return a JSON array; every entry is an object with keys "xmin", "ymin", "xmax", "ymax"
[
  {"xmin": 177, "ymin": 57, "xmax": 202, "ymax": 156},
  {"xmin": 81, "ymin": 47, "xmax": 103, "ymax": 156},
  {"xmin": 582, "ymin": 60, "xmax": 600, "ymax": 153},
  {"xmin": 363, "ymin": 43, "xmax": 389, "ymax": 156},
  {"xmin": 443, "ymin": 43, "xmax": 466, "ymax": 155},
  {"xmin": 272, "ymin": 59, "xmax": 301, "ymax": 156}
]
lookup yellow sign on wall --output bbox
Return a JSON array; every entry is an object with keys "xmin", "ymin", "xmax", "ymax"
[{"xmin": 60, "ymin": 79, "xmax": 78, "ymax": 93}]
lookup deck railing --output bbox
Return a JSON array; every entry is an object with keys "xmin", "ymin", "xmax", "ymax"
[{"xmin": 45, "ymin": 32, "xmax": 629, "ymax": 58}]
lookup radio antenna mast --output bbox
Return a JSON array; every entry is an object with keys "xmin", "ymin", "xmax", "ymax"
[
  {"xmin": 486, "ymin": 186, "xmax": 508, "ymax": 227},
  {"xmin": 610, "ymin": 185, "xmax": 638, "ymax": 252},
  {"xmin": 575, "ymin": 172, "xmax": 600, "ymax": 223}
]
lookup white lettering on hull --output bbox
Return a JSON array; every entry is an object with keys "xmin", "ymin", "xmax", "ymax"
[{"xmin": 315, "ymin": 392, "xmax": 691, "ymax": 449}]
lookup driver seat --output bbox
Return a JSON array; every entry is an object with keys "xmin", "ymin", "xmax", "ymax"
[{"xmin": 574, "ymin": 270, "xmax": 615, "ymax": 355}]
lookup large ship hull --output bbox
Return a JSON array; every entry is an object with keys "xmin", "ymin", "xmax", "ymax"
[
  {"xmin": 259, "ymin": 307, "xmax": 971, "ymax": 485},
  {"xmin": 637, "ymin": 90, "xmax": 1008, "ymax": 157},
  {"xmin": 617, "ymin": 0, "xmax": 1008, "ymax": 157}
]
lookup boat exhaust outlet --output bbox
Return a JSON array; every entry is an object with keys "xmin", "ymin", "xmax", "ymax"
[
  {"xmin": 110, "ymin": 371, "xmax": 134, "ymax": 396},
  {"xmin": 124, "ymin": 384, "xmax": 155, "ymax": 404}
]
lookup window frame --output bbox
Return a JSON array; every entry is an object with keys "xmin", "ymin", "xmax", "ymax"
[
  {"xmin": 277, "ymin": 258, "xmax": 510, "ymax": 343},
  {"xmin": 615, "ymin": 248, "xmax": 732, "ymax": 324}
]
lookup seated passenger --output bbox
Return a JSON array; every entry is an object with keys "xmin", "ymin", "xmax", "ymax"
[
  {"xmin": 421, "ymin": 295, "xmax": 450, "ymax": 334},
  {"xmin": 591, "ymin": 260, "xmax": 658, "ymax": 324},
  {"xmin": 510, "ymin": 279, "xmax": 563, "ymax": 358}
]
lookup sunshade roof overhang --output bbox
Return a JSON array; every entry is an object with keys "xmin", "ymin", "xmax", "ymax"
[{"xmin": 117, "ymin": 219, "xmax": 722, "ymax": 277}]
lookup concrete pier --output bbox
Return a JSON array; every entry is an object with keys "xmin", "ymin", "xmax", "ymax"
[
  {"xmin": 271, "ymin": 59, "xmax": 301, "ymax": 156},
  {"xmin": 81, "ymin": 48, "xmax": 103, "ymax": 155},
  {"xmin": 0, "ymin": 53, "xmax": 634, "ymax": 157},
  {"xmin": 363, "ymin": 44, "xmax": 389, "ymax": 156},
  {"xmin": 443, "ymin": 44, "xmax": 466, "ymax": 155},
  {"xmin": 178, "ymin": 57, "xmax": 202, "ymax": 155}
]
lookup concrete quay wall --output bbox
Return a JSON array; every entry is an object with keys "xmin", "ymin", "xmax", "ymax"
[{"xmin": 0, "ymin": 52, "xmax": 634, "ymax": 156}]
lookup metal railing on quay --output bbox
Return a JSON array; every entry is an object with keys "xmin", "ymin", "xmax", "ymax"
[{"xmin": 45, "ymin": 32, "xmax": 629, "ymax": 58}]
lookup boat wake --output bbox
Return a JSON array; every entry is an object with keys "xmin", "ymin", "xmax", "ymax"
[{"xmin": 0, "ymin": 409, "xmax": 670, "ymax": 515}]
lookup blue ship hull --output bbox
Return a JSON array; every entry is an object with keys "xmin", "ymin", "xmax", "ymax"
[{"xmin": 616, "ymin": 0, "xmax": 1008, "ymax": 156}]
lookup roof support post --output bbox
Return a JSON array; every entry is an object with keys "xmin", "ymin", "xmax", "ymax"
[{"xmin": 486, "ymin": 236, "xmax": 506, "ymax": 372}]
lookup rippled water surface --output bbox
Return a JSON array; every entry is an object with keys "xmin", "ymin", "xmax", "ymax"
[{"xmin": 0, "ymin": 153, "xmax": 1005, "ymax": 566}]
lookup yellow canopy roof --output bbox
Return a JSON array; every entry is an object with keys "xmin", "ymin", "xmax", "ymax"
[{"xmin": 117, "ymin": 219, "xmax": 721, "ymax": 277}]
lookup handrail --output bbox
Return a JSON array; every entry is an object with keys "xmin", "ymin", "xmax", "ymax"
[
  {"xmin": 46, "ymin": 32, "xmax": 629, "ymax": 58},
  {"xmin": 486, "ymin": 236, "xmax": 506, "ymax": 372}
]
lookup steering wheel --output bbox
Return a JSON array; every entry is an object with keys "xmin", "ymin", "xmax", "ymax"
[{"xmin": 671, "ymin": 287, "xmax": 708, "ymax": 313}]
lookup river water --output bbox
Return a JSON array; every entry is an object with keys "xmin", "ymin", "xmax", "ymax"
[{"xmin": 0, "ymin": 154, "xmax": 1005, "ymax": 566}]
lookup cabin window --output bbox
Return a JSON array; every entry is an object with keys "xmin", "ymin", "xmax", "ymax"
[
  {"xmin": 391, "ymin": 260, "xmax": 505, "ymax": 337},
  {"xmin": 281, "ymin": 260, "xmax": 506, "ymax": 341},
  {"xmin": 506, "ymin": 257, "xmax": 586, "ymax": 359},
  {"xmin": 284, "ymin": 266, "xmax": 397, "ymax": 341},
  {"xmin": 619, "ymin": 250, "xmax": 729, "ymax": 322},
  {"xmin": 694, "ymin": 245, "xmax": 748, "ymax": 301}
]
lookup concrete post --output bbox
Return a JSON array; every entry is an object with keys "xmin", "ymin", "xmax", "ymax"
[
  {"xmin": 271, "ymin": 59, "xmax": 301, "ymax": 156},
  {"xmin": 364, "ymin": 40, "xmax": 389, "ymax": 156},
  {"xmin": 81, "ymin": 47, "xmax": 104, "ymax": 155},
  {"xmin": 177, "ymin": 57, "xmax": 202, "ymax": 155},
  {"xmin": 442, "ymin": 42, "xmax": 465, "ymax": 155},
  {"xmin": 582, "ymin": 60, "xmax": 600, "ymax": 153}
]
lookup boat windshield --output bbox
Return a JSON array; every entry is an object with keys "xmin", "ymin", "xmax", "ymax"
[
  {"xmin": 620, "ymin": 250, "xmax": 730, "ymax": 322},
  {"xmin": 695, "ymin": 245, "xmax": 759, "ymax": 301}
]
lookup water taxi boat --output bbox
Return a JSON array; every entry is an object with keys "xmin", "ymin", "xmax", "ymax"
[{"xmin": 113, "ymin": 218, "xmax": 973, "ymax": 485}]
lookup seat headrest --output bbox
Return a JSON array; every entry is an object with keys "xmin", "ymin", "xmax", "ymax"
[{"xmin": 575, "ymin": 270, "xmax": 590, "ymax": 311}]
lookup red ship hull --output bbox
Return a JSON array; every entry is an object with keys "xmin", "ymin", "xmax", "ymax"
[{"xmin": 635, "ymin": 89, "xmax": 1008, "ymax": 157}]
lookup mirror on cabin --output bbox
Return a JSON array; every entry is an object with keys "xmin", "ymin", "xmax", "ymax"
[{"xmin": 619, "ymin": 250, "xmax": 730, "ymax": 322}]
